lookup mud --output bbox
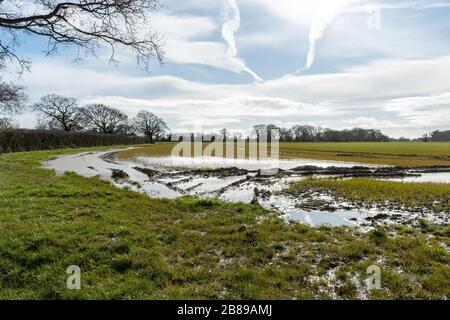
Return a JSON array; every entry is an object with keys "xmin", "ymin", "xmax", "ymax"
[
  {"xmin": 291, "ymin": 165, "xmax": 450, "ymax": 178},
  {"xmin": 278, "ymin": 187, "xmax": 449, "ymax": 229}
]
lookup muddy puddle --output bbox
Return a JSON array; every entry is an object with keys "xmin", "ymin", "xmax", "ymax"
[{"xmin": 44, "ymin": 150, "xmax": 450, "ymax": 229}]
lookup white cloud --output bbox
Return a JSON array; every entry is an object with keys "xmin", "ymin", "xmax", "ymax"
[
  {"xmin": 384, "ymin": 92, "xmax": 450, "ymax": 128},
  {"xmin": 11, "ymin": 54, "xmax": 450, "ymax": 137},
  {"xmin": 252, "ymin": 0, "xmax": 360, "ymax": 70},
  {"xmin": 92, "ymin": 10, "xmax": 262, "ymax": 79},
  {"xmin": 346, "ymin": 116, "xmax": 399, "ymax": 129},
  {"xmin": 221, "ymin": 0, "xmax": 263, "ymax": 81},
  {"xmin": 303, "ymin": 0, "xmax": 357, "ymax": 70},
  {"xmin": 19, "ymin": 55, "xmax": 450, "ymax": 101},
  {"xmin": 147, "ymin": 8, "xmax": 262, "ymax": 80},
  {"xmin": 253, "ymin": 0, "xmax": 450, "ymax": 71},
  {"xmin": 81, "ymin": 96, "xmax": 328, "ymax": 128}
]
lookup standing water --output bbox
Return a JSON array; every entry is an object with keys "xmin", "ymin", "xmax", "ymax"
[{"xmin": 44, "ymin": 151, "xmax": 450, "ymax": 229}]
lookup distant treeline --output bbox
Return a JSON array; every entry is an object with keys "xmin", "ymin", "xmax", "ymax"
[
  {"xmin": 0, "ymin": 129, "xmax": 147, "ymax": 153},
  {"xmin": 429, "ymin": 130, "xmax": 450, "ymax": 142},
  {"xmin": 203, "ymin": 125, "xmax": 392, "ymax": 142},
  {"xmin": 278, "ymin": 126, "xmax": 390, "ymax": 142}
]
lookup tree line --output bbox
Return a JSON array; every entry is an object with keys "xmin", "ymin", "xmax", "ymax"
[
  {"xmin": 0, "ymin": 93, "xmax": 169, "ymax": 153},
  {"xmin": 217, "ymin": 125, "xmax": 450, "ymax": 142},
  {"xmin": 204, "ymin": 124, "xmax": 391, "ymax": 142},
  {"xmin": 10, "ymin": 94, "xmax": 168, "ymax": 143},
  {"xmin": 253, "ymin": 124, "xmax": 390, "ymax": 142},
  {"xmin": 429, "ymin": 130, "xmax": 450, "ymax": 142},
  {"xmin": 0, "ymin": 0, "xmax": 168, "ymax": 152}
]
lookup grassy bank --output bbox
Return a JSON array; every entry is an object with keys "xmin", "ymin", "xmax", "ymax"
[
  {"xmin": 286, "ymin": 178, "xmax": 450, "ymax": 213},
  {"xmin": 118, "ymin": 142, "xmax": 450, "ymax": 167},
  {"xmin": 0, "ymin": 147, "xmax": 449, "ymax": 299}
]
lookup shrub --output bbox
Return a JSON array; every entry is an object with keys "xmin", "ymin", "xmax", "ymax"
[{"xmin": 0, "ymin": 129, "xmax": 147, "ymax": 153}]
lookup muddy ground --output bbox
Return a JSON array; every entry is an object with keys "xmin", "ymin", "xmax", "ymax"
[
  {"xmin": 44, "ymin": 150, "xmax": 450, "ymax": 229},
  {"xmin": 115, "ymin": 160, "xmax": 450, "ymax": 229}
]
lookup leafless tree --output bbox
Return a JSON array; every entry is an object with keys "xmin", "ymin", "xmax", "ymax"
[
  {"xmin": 292, "ymin": 125, "xmax": 319, "ymax": 142},
  {"xmin": 219, "ymin": 128, "xmax": 229, "ymax": 142},
  {"xmin": 34, "ymin": 115, "xmax": 53, "ymax": 130},
  {"xmin": 0, "ymin": 0, "xmax": 163, "ymax": 72},
  {"xmin": 116, "ymin": 122, "xmax": 137, "ymax": 136},
  {"xmin": 80, "ymin": 104, "xmax": 128, "ymax": 134},
  {"xmin": 253, "ymin": 124, "xmax": 280, "ymax": 141},
  {"xmin": 32, "ymin": 94, "xmax": 83, "ymax": 131},
  {"xmin": 0, "ymin": 79, "xmax": 25, "ymax": 115},
  {"xmin": 0, "ymin": 116, "xmax": 18, "ymax": 128},
  {"xmin": 279, "ymin": 127, "xmax": 293, "ymax": 142},
  {"xmin": 134, "ymin": 110, "xmax": 167, "ymax": 143},
  {"xmin": 0, "ymin": 61, "xmax": 26, "ymax": 115}
]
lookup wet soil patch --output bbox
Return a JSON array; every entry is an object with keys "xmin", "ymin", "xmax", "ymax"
[
  {"xmin": 291, "ymin": 165, "xmax": 428, "ymax": 178},
  {"xmin": 45, "ymin": 151, "xmax": 450, "ymax": 228},
  {"xmin": 111, "ymin": 169, "xmax": 129, "ymax": 181}
]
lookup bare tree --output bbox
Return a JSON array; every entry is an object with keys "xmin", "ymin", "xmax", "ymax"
[
  {"xmin": 0, "ymin": 116, "xmax": 18, "ymax": 129},
  {"xmin": 0, "ymin": 61, "xmax": 27, "ymax": 115},
  {"xmin": 134, "ymin": 110, "xmax": 168, "ymax": 143},
  {"xmin": 0, "ymin": 80, "xmax": 26, "ymax": 115},
  {"xmin": 292, "ymin": 125, "xmax": 318, "ymax": 142},
  {"xmin": 279, "ymin": 127, "xmax": 293, "ymax": 142},
  {"xmin": 80, "ymin": 104, "xmax": 128, "ymax": 134},
  {"xmin": 34, "ymin": 116, "xmax": 53, "ymax": 130},
  {"xmin": 32, "ymin": 94, "xmax": 83, "ymax": 131},
  {"xmin": 220, "ymin": 128, "xmax": 229, "ymax": 142},
  {"xmin": 0, "ymin": 0, "xmax": 163, "ymax": 72},
  {"xmin": 117, "ymin": 122, "xmax": 137, "ymax": 136},
  {"xmin": 253, "ymin": 124, "xmax": 279, "ymax": 141}
]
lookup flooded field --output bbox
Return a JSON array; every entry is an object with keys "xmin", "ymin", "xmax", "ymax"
[{"xmin": 45, "ymin": 149, "xmax": 450, "ymax": 229}]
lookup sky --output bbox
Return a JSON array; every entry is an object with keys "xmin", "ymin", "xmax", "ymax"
[{"xmin": 5, "ymin": 0, "xmax": 450, "ymax": 138}]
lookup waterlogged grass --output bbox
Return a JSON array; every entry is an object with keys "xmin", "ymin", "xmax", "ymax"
[
  {"xmin": 118, "ymin": 142, "xmax": 450, "ymax": 167},
  {"xmin": 0, "ymin": 147, "xmax": 449, "ymax": 299},
  {"xmin": 287, "ymin": 178, "xmax": 450, "ymax": 213}
]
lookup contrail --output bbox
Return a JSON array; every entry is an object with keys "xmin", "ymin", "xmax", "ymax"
[
  {"xmin": 301, "ymin": 0, "xmax": 450, "ymax": 71},
  {"xmin": 222, "ymin": 0, "xmax": 263, "ymax": 82},
  {"xmin": 302, "ymin": 0, "xmax": 356, "ymax": 71}
]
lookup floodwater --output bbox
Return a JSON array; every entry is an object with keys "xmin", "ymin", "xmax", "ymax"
[
  {"xmin": 44, "ymin": 151, "xmax": 450, "ymax": 229},
  {"xmin": 388, "ymin": 172, "xmax": 450, "ymax": 183},
  {"xmin": 132, "ymin": 155, "xmax": 360, "ymax": 171}
]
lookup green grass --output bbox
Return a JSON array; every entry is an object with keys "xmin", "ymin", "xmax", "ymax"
[
  {"xmin": 278, "ymin": 142, "xmax": 450, "ymax": 166},
  {"xmin": 287, "ymin": 178, "xmax": 450, "ymax": 212},
  {"xmin": 118, "ymin": 142, "xmax": 450, "ymax": 167},
  {"xmin": 0, "ymin": 147, "xmax": 449, "ymax": 299},
  {"xmin": 279, "ymin": 142, "xmax": 450, "ymax": 157}
]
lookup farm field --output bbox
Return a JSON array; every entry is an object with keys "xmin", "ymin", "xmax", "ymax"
[
  {"xmin": 117, "ymin": 142, "xmax": 450, "ymax": 167},
  {"xmin": 0, "ymin": 147, "xmax": 449, "ymax": 299}
]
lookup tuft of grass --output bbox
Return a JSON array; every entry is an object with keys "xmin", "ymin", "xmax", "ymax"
[{"xmin": 369, "ymin": 228, "xmax": 388, "ymax": 245}]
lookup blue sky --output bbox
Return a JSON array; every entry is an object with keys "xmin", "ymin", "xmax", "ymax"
[{"xmin": 6, "ymin": 0, "xmax": 450, "ymax": 137}]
